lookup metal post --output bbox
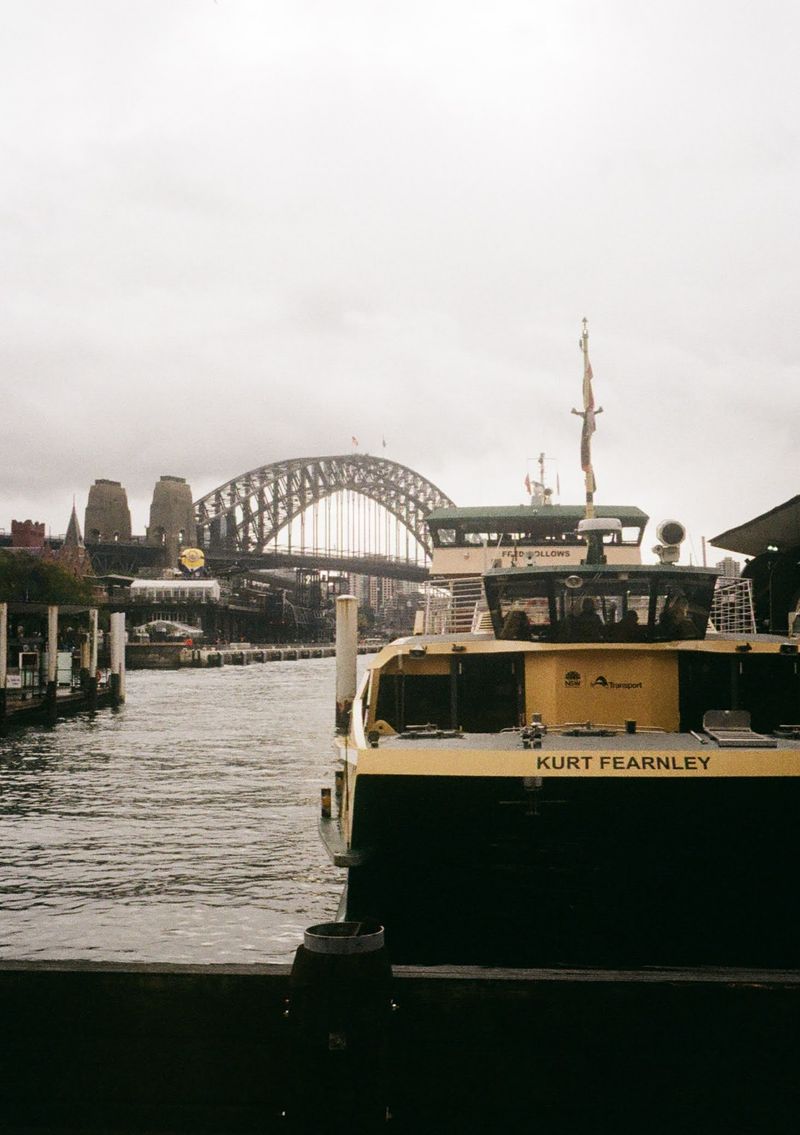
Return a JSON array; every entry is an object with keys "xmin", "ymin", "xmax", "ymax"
[{"xmin": 335, "ymin": 595, "xmax": 358, "ymax": 733}]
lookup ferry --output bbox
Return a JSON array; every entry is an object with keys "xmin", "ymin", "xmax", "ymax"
[{"xmin": 322, "ymin": 323, "xmax": 800, "ymax": 967}]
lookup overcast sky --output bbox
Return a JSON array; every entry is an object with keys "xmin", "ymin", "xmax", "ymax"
[{"xmin": 2, "ymin": 0, "xmax": 798, "ymax": 563}]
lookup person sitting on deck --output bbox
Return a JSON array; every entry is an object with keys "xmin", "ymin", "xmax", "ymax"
[
  {"xmin": 499, "ymin": 607, "xmax": 532, "ymax": 640},
  {"xmin": 659, "ymin": 596, "xmax": 699, "ymax": 640},
  {"xmin": 563, "ymin": 596, "xmax": 605, "ymax": 642},
  {"xmin": 606, "ymin": 609, "xmax": 646, "ymax": 642}
]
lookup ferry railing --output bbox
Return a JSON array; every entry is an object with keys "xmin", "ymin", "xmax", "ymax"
[
  {"xmin": 421, "ymin": 577, "xmax": 487, "ymax": 635},
  {"xmin": 709, "ymin": 577, "xmax": 756, "ymax": 636}
]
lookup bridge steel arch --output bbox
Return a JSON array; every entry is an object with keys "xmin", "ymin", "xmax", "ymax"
[{"xmin": 194, "ymin": 454, "xmax": 455, "ymax": 561}]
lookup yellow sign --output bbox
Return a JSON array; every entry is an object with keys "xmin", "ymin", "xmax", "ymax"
[
  {"xmin": 179, "ymin": 547, "xmax": 205, "ymax": 573},
  {"xmin": 357, "ymin": 748, "xmax": 800, "ymax": 778}
]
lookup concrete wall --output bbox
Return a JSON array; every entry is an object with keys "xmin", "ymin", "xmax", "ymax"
[{"xmin": 1, "ymin": 960, "xmax": 797, "ymax": 1133}]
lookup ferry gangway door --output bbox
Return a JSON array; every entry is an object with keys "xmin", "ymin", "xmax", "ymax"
[
  {"xmin": 18, "ymin": 650, "xmax": 39, "ymax": 692},
  {"xmin": 41, "ymin": 649, "xmax": 76, "ymax": 687}
]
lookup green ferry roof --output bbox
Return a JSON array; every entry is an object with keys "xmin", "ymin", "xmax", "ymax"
[{"xmin": 426, "ymin": 505, "xmax": 649, "ymax": 525}]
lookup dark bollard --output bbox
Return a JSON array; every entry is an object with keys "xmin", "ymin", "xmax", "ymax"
[
  {"xmin": 284, "ymin": 921, "xmax": 393, "ymax": 1132},
  {"xmin": 87, "ymin": 675, "xmax": 98, "ymax": 712},
  {"xmin": 0, "ymin": 688, "xmax": 6, "ymax": 736},
  {"xmin": 109, "ymin": 672, "xmax": 121, "ymax": 707},
  {"xmin": 45, "ymin": 680, "xmax": 57, "ymax": 724}
]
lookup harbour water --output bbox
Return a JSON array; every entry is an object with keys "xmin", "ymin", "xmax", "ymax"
[{"xmin": 0, "ymin": 657, "xmax": 356, "ymax": 964}]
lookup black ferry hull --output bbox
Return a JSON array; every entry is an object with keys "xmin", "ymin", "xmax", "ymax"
[{"xmin": 344, "ymin": 773, "xmax": 800, "ymax": 967}]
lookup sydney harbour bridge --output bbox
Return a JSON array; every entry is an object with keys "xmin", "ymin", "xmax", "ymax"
[{"xmin": 87, "ymin": 454, "xmax": 456, "ymax": 583}]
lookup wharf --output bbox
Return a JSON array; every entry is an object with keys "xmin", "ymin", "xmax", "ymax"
[
  {"xmin": 0, "ymin": 682, "xmax": 118, "ymax": 735},
  {"xmin": 0, "ymin": 958, "xmax": 797, "ymax": 1132},
  {"xmin": 126, "ymin": 642, "xmax": 378, "ymax": 669}
]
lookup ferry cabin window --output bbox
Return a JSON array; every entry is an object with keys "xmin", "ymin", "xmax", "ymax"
[
  {"xmin": 374, "ymin": 656, "xmax": 523, "ymax": 733},
  {"xmin": 434, "ymin": 522, "xmax": 644, "ymax": 550},
  {"xmin": 621, "ymin": 526, "xmax": 642, "ymax": 545},
  {"xmin": 653, "ymin": 583, "xmax": 712, "ymax": 640},
  {"xmin": 494, "ymin": 575, "xmax": 714, "ymax": 642}
]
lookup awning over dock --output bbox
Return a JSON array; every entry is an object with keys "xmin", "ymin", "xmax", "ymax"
[{"xmin": 711, "ymin": 494, "xmax": 800, "ymax": 556}]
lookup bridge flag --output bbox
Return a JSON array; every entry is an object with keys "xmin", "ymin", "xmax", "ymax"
[{"xmin": 351, "ymin": 436, "xmax": 359, "ymax": 447}]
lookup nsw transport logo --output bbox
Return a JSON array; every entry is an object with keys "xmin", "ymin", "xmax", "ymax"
[
  {"xmin": 564, "ymin": 670, "xmax": 581, "ymax": 687},
  {"xmin": 591, "ymin": 674, "xmax": 643, "ymax": 690}
]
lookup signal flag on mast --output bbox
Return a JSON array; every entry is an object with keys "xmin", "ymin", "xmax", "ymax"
[
  {"xmin": 572, "ymin": 318, "xmax": 603, "ymax": 515},
  {"xmin": 580, "ymin": 351, "xmax": 597, "ymax": 495},
  {"xmin": 571, "ymin": 315, "xmax": 603, "ymax": 510}
]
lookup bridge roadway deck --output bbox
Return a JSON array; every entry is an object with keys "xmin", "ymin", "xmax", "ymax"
[{"xmin": 84, "ymin": 541, "xmax": 429, "ymax": 581}]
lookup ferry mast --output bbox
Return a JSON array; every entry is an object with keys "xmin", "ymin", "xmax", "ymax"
[{"xmin": 571, "ymin": 317, "xmax": 602, "ymax": 519}]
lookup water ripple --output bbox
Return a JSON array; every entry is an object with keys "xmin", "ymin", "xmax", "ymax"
[{"xmin": 0, "ymin": 658, "xmax": 352, "ymax": 962}]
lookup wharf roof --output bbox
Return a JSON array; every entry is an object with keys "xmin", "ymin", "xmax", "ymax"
[
  {"xmin": 711, "ymin": 495, "xmax": 800, "ymax": 557},
  {"xmin": 426, "ymin": 505, "xmax": 649, "ymax": 526}
]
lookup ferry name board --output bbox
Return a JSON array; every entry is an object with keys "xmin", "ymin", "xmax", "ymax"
[{"xmin": 356, "ymin": 748, "xmax": 800, "ymax": 778}]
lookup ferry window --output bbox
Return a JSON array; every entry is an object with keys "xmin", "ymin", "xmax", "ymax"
[
  {"xmin": 488, "ymin": 570, "xmax": 716, "ymax": 643},
  {"xmin": 654, "ymin": 581, "xmax": 713, "ymax": 640},
  {"xmin": 495, "ymin": 579, "xmax": 553, "ymax": 640},
  {"xmin": 436, "ymin": 528, "xmax": 456, "ymax": 546}
]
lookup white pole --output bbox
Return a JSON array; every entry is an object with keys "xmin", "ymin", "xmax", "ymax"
[
  {"xmin": 109, "ymin": 614, "xmax": 120, "ymax": 677},
  {"xmin": 90, "ymin": 608, "xmax": 98, "ymax": 675},
  {"xmin": 335, "ymin": 594, "xmax": 358, "ymax": 733},
  {"xmin": 0, "ymin": 602, "xmax": 7, "ymax": 689},
  {"xmin": 48, "ymin": 605, "xmax": 58, "ymax": 685},
  {"xmin": 116, "ymin": 612, "xmax": 126, "ymax": 702},
  {"xmin": 109, "ymin": 611, "xmax": 126, "ymax": 703}
]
